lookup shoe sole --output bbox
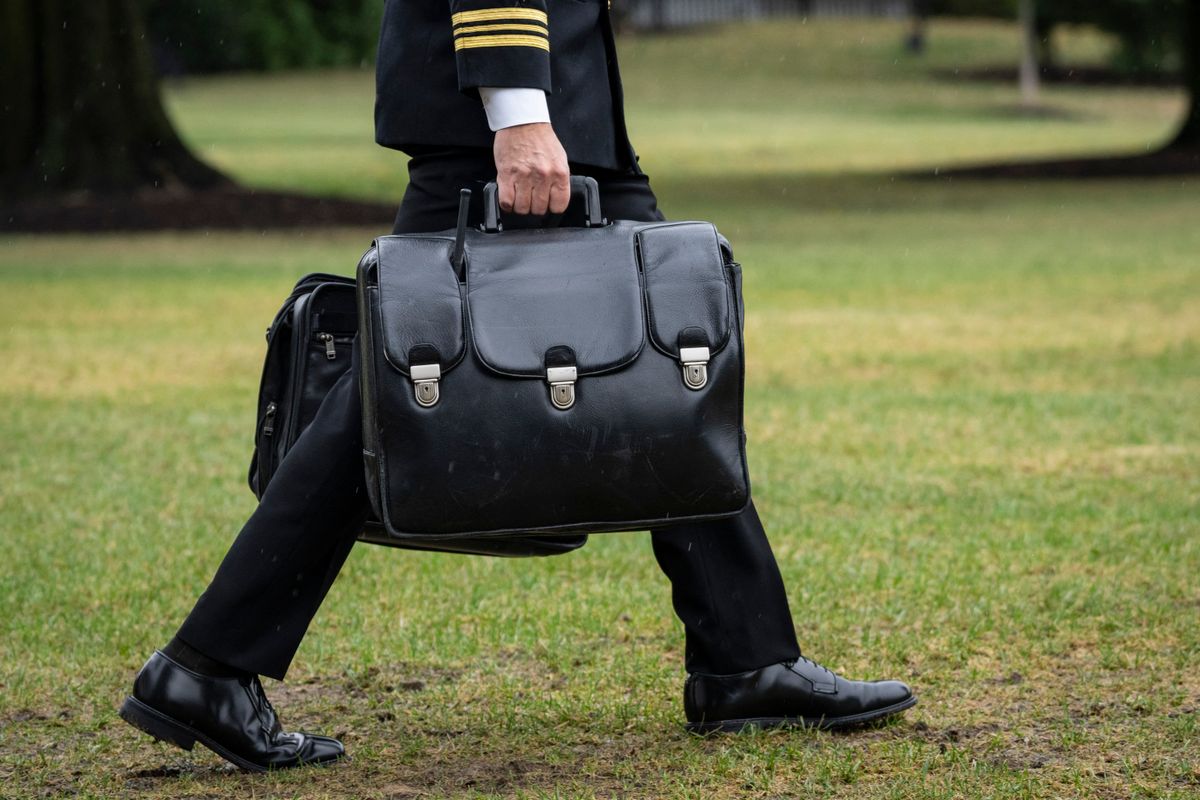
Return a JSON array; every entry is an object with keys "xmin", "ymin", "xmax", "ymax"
[
  {"xmin": 685, "ymin": 694, "xmax": 918, "ymax": 734},
  {"xmin": 119, "ymin": 696, "xmax": 342, "ymax": 773}
]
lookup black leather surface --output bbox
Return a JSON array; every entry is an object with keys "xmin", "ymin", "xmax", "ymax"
[
  {"xmin": 638, "ymin": 222, "xmax": 732, "ymax": 358},
  {"xmin": 288, "ymin": 285, "xmax": 357, "ymax": 446},
  {"xmin": 360, "ymin": 219, "xmax": 749, "ymax": 540},
  {"xmin": 375, "ymin": 236, "xmax": 465, "ymax": 375},
  {"xmin": 467, "ymin": 224, "xmax": 644, "ymax": 376}
]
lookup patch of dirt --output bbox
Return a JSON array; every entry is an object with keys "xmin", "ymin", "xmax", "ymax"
[
  {"xmin": 988, "ymin": 748, "xmax": 1054, "ymax": 771},
  {"xmin": 378, "ymin": 781, "xmax": 429, "ymax": 797},
  {"xmin": 1, "ymin": 186, "xmax": 396, "ymax": 234},
  {"xmin": 991, "ymin": 671, "xmax": 1024, "ymax": 685},
  {"xmin": 273, "ymin": 662, "xmax": 463, "ymax": 707},
  {"xmin": 906, "ymin": 720, "xmax": 1002, "ymax": 747},
  {"xmin": 396, "ymin": 744, "xmax": 628, "ymax": 798},
  {"xmin": 1, "ymin": 708, "xmax": 51, "ymax": 724},
  {"xmin": 129, "ymin": 765, "xmax": 192, "ymax": 779},
  {"xmin": 123, "ymin": 758, "xmax": 240, "ymax": 791}
]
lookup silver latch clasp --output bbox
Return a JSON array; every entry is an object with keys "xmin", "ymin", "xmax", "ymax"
[
  {"xmin": 410, "ymin": 363, "xmax": 441, "ymax": 407},
  {"xmin": 546, "ymin": 365, "xmax": 577, "ymax": 410},
  {"xmin": 679, "ymin": 346, "xmax": 710, "ymax": 390}
]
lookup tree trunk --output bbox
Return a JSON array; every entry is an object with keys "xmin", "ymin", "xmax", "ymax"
[
  {"xmin": 1018, "ymin": 0, "xmax": 1040, "ymax": 108},
  {"xmin": 652, "ymin": 0, "xmax": 667, "ymax": 32},
  {"xmin": 905, "ymin": 0, "xmax": 929, "ymax": 55},
  {"xmin": 1169, "ymin": 0, "xmax": 1200, "ymax": 148},
  {"xmin": 1034, "ymin": 15, "xmax": 1056, "ymax": 73},
  {"xmin": 0, "ymin": 0, "xmax": 229, "ymax": 196}
]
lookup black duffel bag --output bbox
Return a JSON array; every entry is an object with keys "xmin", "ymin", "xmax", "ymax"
[
  {"xmin": 356, "ymin": 177, "xmax": 749, "ymax": 543},
  {"xmin": 247, "ymin": 271, "xmax": 587, "ymax": 557}
]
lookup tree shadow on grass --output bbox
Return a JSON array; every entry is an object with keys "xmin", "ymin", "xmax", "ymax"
[{"xmin": 906, "ymin": 146, "xmax": 1200, "ymax": 180}]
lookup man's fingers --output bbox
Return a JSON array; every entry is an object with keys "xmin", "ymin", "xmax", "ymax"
[
  {"xmin": 547, "ymin": 175, "xmax": 571, "ymax": 215},
  {"xmin": 529, "ymin": 175, "xmax": 551, "ymax": 216},
  {"xmin": 498, "ymin": 178, "xmax": 516, "ymax": 213},
  {"xmin": 500, "ymin": 169, "xmax": 568, "ymax": 217},
  {"xmin": 511, "ymin": 177, "xmax": 533, "ymax": 215},
  {"xmin": 526, "ymin": 169, "xmax": 569, "ymax": 217},
  {"xmin": 498, "ymin": 172, "xmax": 537, "ymax": 216}
]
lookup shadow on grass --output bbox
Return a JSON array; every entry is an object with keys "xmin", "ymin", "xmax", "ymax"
[{"xmin": 906, "ymin": 146, "xmax": 1200, "ymax": 180}]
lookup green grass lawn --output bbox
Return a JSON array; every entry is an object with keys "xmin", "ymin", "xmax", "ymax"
[{"xmin": 2, "ymin": 17, "xmax": 1198, "ymax": 800}]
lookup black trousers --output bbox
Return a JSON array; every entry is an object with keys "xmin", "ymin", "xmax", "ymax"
[{"xmin": 177, "ymin": 150, "xmax": 801, "ymax": 681}]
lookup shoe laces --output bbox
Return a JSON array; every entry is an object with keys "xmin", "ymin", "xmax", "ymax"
[
  {"xmin": 790, "ymin": 654, "xmax": 835, "ymax": 679},
  {"xmin": 247, "ymin": 676, "xmax": 281, "ymax": 735}
]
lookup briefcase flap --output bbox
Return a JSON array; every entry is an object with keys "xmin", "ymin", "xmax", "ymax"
[
  {"xmin": 372, "ymin": 221, "xmax": 732, "ymax": 381},
  {"xmin": 466, "ymin": 224, "xmax": 643, "ymax": 377},
  {"xmin": 637, "ymin": 222, "xmax": 732, "ymax": 359},
  {"xmin": 374, "ymin": 235, "xmax": 466, "ymax": 375}
]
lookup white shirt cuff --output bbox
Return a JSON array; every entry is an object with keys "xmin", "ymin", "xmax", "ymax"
[{"xmin": 478, "ymin": 87, "xmax": 551, "ymax": 132}]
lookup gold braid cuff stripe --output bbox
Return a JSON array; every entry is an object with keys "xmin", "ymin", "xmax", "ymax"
[
  {"xmin": 451, "ymin": 7, "xmax": 548, "ymax": 25},
  {"xmin": 454, "ymin": 34, "xmax": 550, "ymax": 51}
]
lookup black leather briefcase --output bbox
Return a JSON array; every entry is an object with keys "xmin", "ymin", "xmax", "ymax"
[
  {"xmin": 247, "ymin": 272, "xmax": 588, "ymax": 557},
  {"xmin": 356, "ymin": 177, "xmax": 749, "ymax": 542}
]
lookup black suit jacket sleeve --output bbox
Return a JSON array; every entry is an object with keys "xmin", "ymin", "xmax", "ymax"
[
  {"xmin": 449, "ymin": 0, "xmax": 552, "ymax": 93},
  {"xmin": 375, "ymin": 0, "xmax": 629, "ymax": 169}
]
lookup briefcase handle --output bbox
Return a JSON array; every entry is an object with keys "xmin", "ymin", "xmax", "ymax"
[{"xmin": 481, "ymin": 175, "xmax": 604, "ymax": 233}]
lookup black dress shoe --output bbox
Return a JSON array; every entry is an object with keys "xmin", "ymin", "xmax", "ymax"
[
  {"xmin": 119, "ymin": 651, "xmax": 345, "ymax": 772},
  {"xmin": 685, "ymin": 657, "xmax": 916, "ymax": 733}
]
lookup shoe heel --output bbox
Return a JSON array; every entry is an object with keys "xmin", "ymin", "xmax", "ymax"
[{"xmin": 119, "ymin": 696, "xmax": 196, "ymax": 752}]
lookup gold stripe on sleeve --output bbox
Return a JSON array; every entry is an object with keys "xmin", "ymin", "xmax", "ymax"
[
  {"xmin": 451, "ymin": 7, "xmax": 548, "ymax": 26},
  {"xmin": 453, "ymin": 22, "xmax": 549, "ymax": 36},
  {"xmin": 453, "ymin": 33, "xmax": 551, "ymax": 51}
]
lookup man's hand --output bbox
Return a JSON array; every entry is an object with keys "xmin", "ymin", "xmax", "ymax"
[{"xmin": 493, "ymin": 122, "xmax": 570, "ymax": 216}]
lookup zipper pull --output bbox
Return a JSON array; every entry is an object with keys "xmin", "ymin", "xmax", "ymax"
[
  {"xmin": 318, "ymin": 333, "xmax": 337, "ymax": 360},
  {"xmin": 263, "ymin": 402, "xmax": 277, "ymax": 437}
]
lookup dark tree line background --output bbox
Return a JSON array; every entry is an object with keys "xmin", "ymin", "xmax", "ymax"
[
  {"xmin": 143, "ymin": 0, "xmax": 381, "ymax": 74},
  {"xmin": 143, "ymin": 0, "xmax": 1189, "ymax": 80},
  {"xmin": 0, "ymin": 0, "xmax": 1195, "ymax": 200}
]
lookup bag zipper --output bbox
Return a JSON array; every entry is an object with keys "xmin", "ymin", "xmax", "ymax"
[
  {"xmin": 315, "ymin": 332, "xmax": 353, "ymax": 360},
  {"xmin": 262, "ymin": 401, "xmax": 278, "ymax": 437}
]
